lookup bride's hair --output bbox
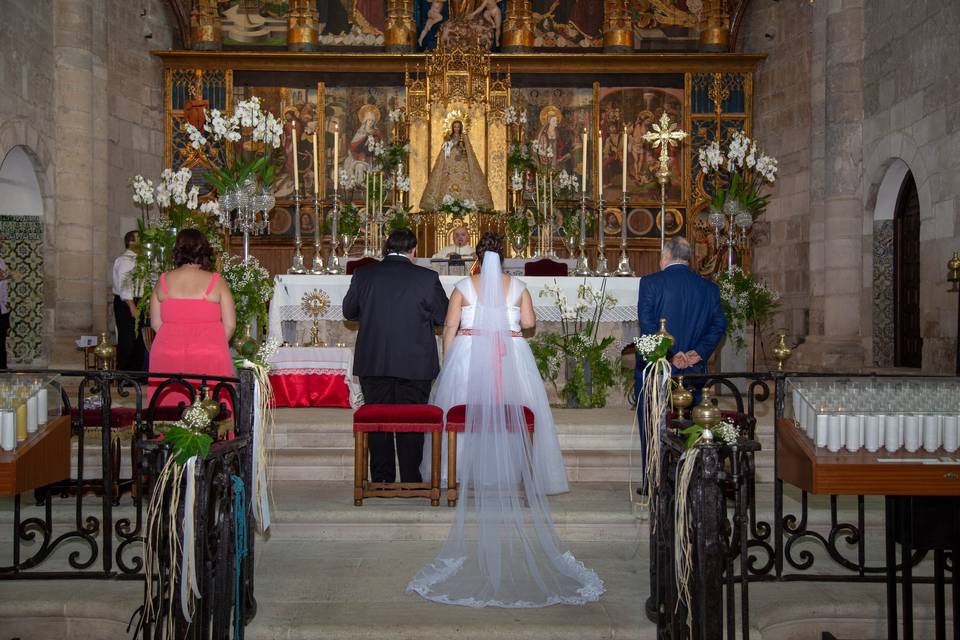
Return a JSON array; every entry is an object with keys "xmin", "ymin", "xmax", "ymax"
[{"xmin": 475, "ymin": 231, "xmax": 503, "ymax": 262}]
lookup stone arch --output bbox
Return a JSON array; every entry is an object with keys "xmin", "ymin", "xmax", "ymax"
[
  {"xmin": 862, "ymin": 131, "xmax": 931, "ymax": 368},
  {"xmin": 0, "ymin": 119, "xmax": 56, "ymax": 366}
]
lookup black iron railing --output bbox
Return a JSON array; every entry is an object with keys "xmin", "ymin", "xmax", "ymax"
[{"xmin": 1, "ymin": 368, "xmax": 257, "ymax": 637}]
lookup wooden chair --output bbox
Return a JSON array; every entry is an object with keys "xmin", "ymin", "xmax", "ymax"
[
  {"xmin": 524, "ymin": 258, "xmax": 568, "ymax": 277},
  {"xmin": 353, "ymin": 403, "xmax": 443, "ymax": 506},
  {"xmin": 443, "ymin": 404, "xmax": 535, "ymax": 507}
]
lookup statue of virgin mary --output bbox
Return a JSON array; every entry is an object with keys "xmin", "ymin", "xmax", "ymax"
[{"xmin": 419, "ymin": 113, "xmax": 494, "ymax": 211}]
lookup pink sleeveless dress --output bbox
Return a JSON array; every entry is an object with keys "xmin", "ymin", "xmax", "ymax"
[{"xmin": 148, "ymin": 272, "xmax": 235, "ymax": 408}]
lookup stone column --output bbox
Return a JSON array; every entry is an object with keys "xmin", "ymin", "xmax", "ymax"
[
  {"xmin": 501, "ymin": 0, "xmax": 534, "ymax": 52},
  {"xmin": 384, "ymin": 0, "xmax": 415, "ymax": 52},
  {"xmin": 603, "ymin": 0, "xmax": 634, "ymax": 52},
  {"xmin": 698, "ymin": 0, "xmax": 729, "ymax": 52},
  {"xmin": 53, "ymin": 0, "xmax": 109, "ymax": 343},
  {"xmin": 287, "ymin": 0, "xmax": 318, "ymax": 52},
  {"xmin": 807, "ymin": 1, "xmax": 866, "ymax": 367},
  {"xmin": 190, "ymin": 0, "xmax": 222, "ymax": 51}
]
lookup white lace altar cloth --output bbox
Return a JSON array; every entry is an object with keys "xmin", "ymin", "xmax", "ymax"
[
  {"xmin": 266, "ymin": 346, "xmax": 361, "ymax": 407},
  {"xmin": 267, "ymin": 274, "xmax": 640, "ymax": 343}
]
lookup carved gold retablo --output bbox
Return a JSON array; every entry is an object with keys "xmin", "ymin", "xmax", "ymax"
[
  {"xmin": 287, "ymin": 0, "xmax": 319, "ymax": 51},
  {"xmin": 385, "ymin": 0, "xmax": 416, "ymax": 52},
  {"xmin": 698, "ymin": 0, "xmax": 731, "ymax": 51},
  {"xmin": 603, "ymin": 0, "xmax": 634, "ymax": 52},
  {"xmin": 190, "ymin": 0, "xmax": 221, "ymax": 51},
  {"xmin": 502, "ymin": 0, "xmax": 534, "ymax": 52}
]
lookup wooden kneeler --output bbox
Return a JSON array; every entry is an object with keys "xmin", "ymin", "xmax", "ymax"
[
  {"xmin": 444, "ymin": 404, "xmax": 535, "ymax": 507},
  {"xmin": 353, "ymin": 403, "xmax": 443, "ymax": 507}
]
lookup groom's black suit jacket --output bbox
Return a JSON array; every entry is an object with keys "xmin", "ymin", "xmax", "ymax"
[{"xmin": 343, "ymin": 255, "xmax": 449, "ymax": 381}]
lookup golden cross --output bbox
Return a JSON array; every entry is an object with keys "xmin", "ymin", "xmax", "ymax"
[{"xmin": 641, "ymin": 112, "xmax": 688, "ymax": 177}]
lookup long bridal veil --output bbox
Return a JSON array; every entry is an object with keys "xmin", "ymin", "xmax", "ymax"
[{"xmin": 406, "ymin": 252, "xmax": 604, "ymax": 608}]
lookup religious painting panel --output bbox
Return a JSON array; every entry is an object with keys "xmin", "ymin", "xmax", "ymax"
[
  {"xmin": 325, "ymin": 85, "xmax": 405, "ymax": 205},
  {"xmin": 598, "ymin": 86, "xmax": 684, "ymax": 204},
  {"xmin": 514, "ymin": 87, "xmax": 593, "ymax": 179},
  {"xmin": 599, "ymin": 205, "xmax": 686, "ymax": 241},
  {"xmin": 530, "ymin": 0, "xmax": 602, "ymax": 49},
  {"xmin": 414, "ymin": 0, "xmax": 505, "ymax": 51},
  {"xmin": 318, "ymin": 0, "xmax": 385, "ymax": 47},
  {"xmin": 628, "ymin": 0, "xmax": 699, "ymax": 49},
  {"xmin": 219, "ymin": 1, "xmax": 289, "ymax": 47}
]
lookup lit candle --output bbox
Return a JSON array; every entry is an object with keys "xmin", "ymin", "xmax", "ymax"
[
  {"xmin": 597, "ymin": 128, "xmax": 603, "ymax": 197},
  {"xmin": 37, "ymin": 387, "xmax": 48, "ymax": 427},
  {"xmin": 312, "ymin": 131, "xmax": 320, "ymax": 197},
  {"xmin": 581, "ymin": 128, "xmax": 588, "ymax": 193},
  {"xmin": 292, "ymin": 126, "xmax": 300, "ymax": 192},
  {"xmin": 333, "ymin": 122, "xmax": 340, "ymax": 191},
  {"xmin": 622, "ymin": 125, "xmax": 628, "ymax": 194}
]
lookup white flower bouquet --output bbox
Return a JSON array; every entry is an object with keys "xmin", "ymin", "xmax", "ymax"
[{"xmin": 698, "ymin": 130, "xmax": 778, "ymax": 217}]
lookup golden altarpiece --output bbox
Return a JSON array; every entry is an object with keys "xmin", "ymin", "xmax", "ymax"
[{"xmin": 157, "ymin": 2, "xmax": 762, "ymax": 277}]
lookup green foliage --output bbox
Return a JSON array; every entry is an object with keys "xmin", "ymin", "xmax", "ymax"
[
  {"xmin": 219, "ymin": 254, "xmax": 273, "ymax": 343},
  {"xmin": 377, "ymin": 141, "xmax": 410, "ymax": 175},
  {"xmin": 159, "ymin": 424, "xmax": 213, "ymax": 465},
  {"xmin": 507, "ymin": 142, "xmax": 534, "ymax": 173},
  {"xmin": 715, "ymin": 267, "xmax": 781, "ymax": 351},
  {"xmin": 503, "ymin": 209, "xmax": 532, "ymax": 239},
  {"xmin": 337, "ymin": 203, "xmax": 361, "ymax": 237}
]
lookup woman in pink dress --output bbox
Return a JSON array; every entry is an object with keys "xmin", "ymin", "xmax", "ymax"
[{"xmin": 148, "ymin": 229, "xmax": 236, "ymax": 409}]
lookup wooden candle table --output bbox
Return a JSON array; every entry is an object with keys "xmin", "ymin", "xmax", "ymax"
[{"xmin": 0, "ymin": 415, "xmax": 72, "ymax": 496}]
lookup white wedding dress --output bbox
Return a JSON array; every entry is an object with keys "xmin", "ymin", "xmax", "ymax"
[
  {"xmin": 407, "ymin": 252, "xmax": 603, "ymax": 608},
  {"xmin": 419, "ymin": 275, "xmax": 570, "ymax": 495}
]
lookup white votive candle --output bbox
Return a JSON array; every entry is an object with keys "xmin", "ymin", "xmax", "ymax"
[
  {"xmin": 0, "ymin": 410, "xmax": 14, "ymax": 451},
  {"xmin": 844, "ymin": 414, "xmax": 863, "ymax": 452},
  {"xmin": 827, "ymin": 415, "xmax": 843, "ymax": 452},
  {"xmin": 942, "ymin": 415, "xmax": 959, "ymax": 453},
  {"xmin": 884, "ymin": 415, "xmax": 901, "ymax": 452},
  {"xmin": 26, "ymin": 394, "xmax": 38, "ymax": 433},
  {"xmin": 864, "ymin": 415, "xmax": 880, "ymax": 452},
  {"xmin": 922, "ymin": 414, "xmax": 941, "ymax": 452},
  {"xmin": 902, "ymin": 414, "xmax": 920, "ymax": 453},
  {"xmin": 37, "ymin": 387, "xmax": 48, "ymax": 426},
  {"xmin": 815, "ymin": 413, "xmax": 828, "ymax": 448}
]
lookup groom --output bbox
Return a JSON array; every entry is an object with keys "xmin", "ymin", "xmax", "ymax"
[{"xmin": 343, "ymin": 228, "xmax": 449, "ymax": 483}]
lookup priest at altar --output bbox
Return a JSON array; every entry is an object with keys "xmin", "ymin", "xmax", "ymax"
[{"xmin": 432, "ymin": 225, "xmax": 475, "ymax": 260}]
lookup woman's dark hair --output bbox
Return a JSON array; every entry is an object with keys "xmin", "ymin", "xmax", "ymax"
[
  {"xmin": 383, "ymin": 227, "xmax": 417, "ymax": 256},
  {"xmin": 475, "ymin": 231, "xmax": 503, "ymax": 262},
  {"xmin": 172, "ymin": 229, "xmax": 214, "ymax": 270}
]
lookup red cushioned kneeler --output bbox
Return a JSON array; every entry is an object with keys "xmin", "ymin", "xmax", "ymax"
[
  {"xmin": 443, "ymin": 404, "xmax": 536, "ymax": 506},
  {"xmin": 523, "ymin": 258, "xmax": 568, "ymax": 277},
  {"xmin": 352, "ymin": 404, "xmax": 443, "ymax": 506}
]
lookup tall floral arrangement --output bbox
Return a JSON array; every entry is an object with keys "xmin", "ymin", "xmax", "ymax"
[
  {"xmin": 698, "ymin": 130, "xmax": 778, "ymax": 217},
  {"xmin": 183, "ymin": 96, "xmax": 283, "ymax": 195},
  {"xmin": 529, "ymin": 282, "xmax": 620, "ymax": 408},
  {"xmin": 219, "ymin": 254, "xmax": 273, "ymax": 345},
  {"xmin": 715, "ymin": 266, "xmax": 781, "ymax": 351}
]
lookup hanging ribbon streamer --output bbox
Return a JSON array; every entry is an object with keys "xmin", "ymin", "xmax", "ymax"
[
  {"xmin": 674, "ymin": 446, "xmax": 701, "ymax": 627},
  {"xmin": 639, "ymin": 356, "xmax": 672, "ymax": 509},
  {"xmin": 232, "ymin": 474, "xmax": 248, "ymax": 639},
  {"xmin": 179, "ymin": 455, "xmax": 200, "ymax": 622},
  {"xmin": 251, "ymin": 378, "xmax": 272, "ymax": 531}
]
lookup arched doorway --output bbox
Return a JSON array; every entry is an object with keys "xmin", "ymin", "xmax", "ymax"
[
  {"xmin": 0, "ymin": 145, "xmax": 45, "ymax": 366},
  {"xmin": 893, "ymin": 173, "xmax": 921, "ymax": 368}
]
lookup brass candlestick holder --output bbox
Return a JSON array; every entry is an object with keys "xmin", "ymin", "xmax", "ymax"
[
  {"xmin": 670, "ymin": 376, "xmax": 693, "ymax": 420},
  {"xmin": 573, "ymin": 189, "xmax": 592, "ymax": 276},
  {"xmin": 310, "ymin": 191, "xmax": 325, "ymax": 274},
  {"xmin": 614, "ymin": 190, "xmax": 634, "ymax": 276},
  {"xmin": 326, "ymin": 189, "xmax": 344, "ymax": 274},
  {"xmin": 773, "ymin": 332, "xmax": 792, "ymax": 371},
  {"xmin": 595, "ymin": 195, "xmax": 609, "ymax": 276},
  {"xmin": 301, "ymin": 289, "xmax": 331, "ymax": 347},
  {"xmin": 288, "ymin": 187, "xmax": 307, "ymax": 274}
]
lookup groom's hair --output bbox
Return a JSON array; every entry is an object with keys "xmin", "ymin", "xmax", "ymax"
[{"xmin": 384, "ymin": 228, "xmax": 417, "ymax": 256}]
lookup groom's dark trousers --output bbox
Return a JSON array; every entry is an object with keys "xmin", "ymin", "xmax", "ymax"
[{"xmin": 343, "ymin": 254, "xmax": 448, "ymax": 483}]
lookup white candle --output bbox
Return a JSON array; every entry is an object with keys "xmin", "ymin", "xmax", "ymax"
[
  {"xmin": 312, "ymin": 131, "xmax": 320, "ymax": 197},
  {"xmin": 26, "ymin": 394, "xmax": 38, "ymax": 433},
  {"xmin": 622, "ymin": 125, "xmax": 628, "ymax": 193},
  {"xmin": 597, "ymin": 128, "xmax": 603, "ymax": 196},
  {"xmin": 37, "ymin": 387, "xmax": 48, "ymax": 427},
  {"xmin": 0, "ymin": 411, "xmax": 14, "ymax": 451},
  {"xmin": 292, "ymin": 126, "xmax": 300, "ymax": 192},
  {"xmin": 581, "ymin": 128, "xmax": 588, "ymax": 193},
  {"xmin": 333, "ymin": 123, "xmax": 340, "ymax": 191}
]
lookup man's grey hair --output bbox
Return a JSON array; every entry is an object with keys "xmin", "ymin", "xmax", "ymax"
[{"xmin": 664, "ymin": 237, "xmax": 692, "ymax": 264}]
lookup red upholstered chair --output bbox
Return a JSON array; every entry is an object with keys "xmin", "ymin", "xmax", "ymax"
[
  {"xmin": 444, "ymin": 404, "xmax": 535, "ymax": 506},
  {"xmin": 524, "ymin": 258, "xmax": 568, "ymax": 277},
  {"xmin": 346, "ymin": 256, "xmax": 378, "ymax": 275},
  {"xmin": 352, "ymin": 403, "xmax": 443, "ymax": 506}
]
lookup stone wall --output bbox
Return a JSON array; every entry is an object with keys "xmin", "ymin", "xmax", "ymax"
[
  {"xmin": 0, "ymin": 0, "xmax": 172, "ymax": 366},
  {"xmin": 740, "ymin": 0, "xmax": 960, "ymax": 374}
]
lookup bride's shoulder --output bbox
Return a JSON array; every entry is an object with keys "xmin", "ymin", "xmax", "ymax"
[{"xmin": 454, "ymin": 277, "xmax": 474, "ymax": 294}]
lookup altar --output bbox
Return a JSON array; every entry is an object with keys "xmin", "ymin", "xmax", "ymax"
[{"xmin": 267, "ymin": 273, "xmax": 640, "ymax": 346}]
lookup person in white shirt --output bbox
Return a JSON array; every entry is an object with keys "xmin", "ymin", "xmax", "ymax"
[
  {"xmin": 431, "ymin": 225, "xmax": 474, "ymax": 260},
  {"xmin": 112, "ymin": 230, "xmax": 145, "ymax": 371},
  {"xmin": 0, "ymin": 241, "xmax": 10, "ymax": 369}
]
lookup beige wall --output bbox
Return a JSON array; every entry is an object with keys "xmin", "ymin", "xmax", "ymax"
[{"xmin": 0, "ymin": 0, "xmax": 173, "ymax": 366}]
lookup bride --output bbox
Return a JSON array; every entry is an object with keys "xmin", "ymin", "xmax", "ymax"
[
  {"xmin": 420, "ymin": 232, "xmax": 569, "ymax": 495},
  {"xmin": 408, "ymin": 233, "xmax": 604, "ymax": 608}
]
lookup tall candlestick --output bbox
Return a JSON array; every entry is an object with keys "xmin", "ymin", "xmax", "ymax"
[
  {"xmin": 312, "ymin": 132, "xmax": 320, "ymax": 197},
  {"xmin": 311, "ymin": 131, "xmax": 323, "ymax": 273},
  {"xmin": 333, "ymin": 122, "xmax": 340, "ymax": 191},
  {"xmin": 622, "ymin": 125, "xmax": 628, "ymax": 194},
  {"xmin": 581, "ymin": 128, "xmax": 588, "ymax": 193},
  {"xmin": 292, "ymin": 127, "xmax": 300, "ymax": 192},
  {"xmin": 597, "ymin": 128, "xmax": 603, "ymax": 198}
]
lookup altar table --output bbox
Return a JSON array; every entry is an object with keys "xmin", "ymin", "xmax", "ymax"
[
  {"xmin": 267, "ymin": 346, "xmax": 359, "ymax": 408},
  {"xmin": 267, "ymin": 273, "xmax": 641, "ymax": 343}
]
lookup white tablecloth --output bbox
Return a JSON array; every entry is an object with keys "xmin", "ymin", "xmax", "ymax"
[{"xmin": 268, "ymin": 272, "xmax": 640, "ymax": 342}]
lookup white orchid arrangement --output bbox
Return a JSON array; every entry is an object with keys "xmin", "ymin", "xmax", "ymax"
[
  {"xmin": 555, "ymin": 169, "xmax": 580, "ymax": 194},
  {"xmin": 182, "ymin": 96, "xmax": 283, "ymax": 196},
  {"xmin": 387, "ymin": 108, "xmax": 406, "ymax": 123},
  {"xmin": 510, "ymin": 169, "xmax": 525, "ymax": 193},
  {"xmin": 438, "ymin": 194, "xmax": 480, "ymax": 214},
  {"xmin": 503, "ymin": 105, "xmax": 528, "ymax": 126},
  {"xmin": 130, "ymin": 168, "xmax": 200, "ymax": 225},
  {"xmin": 530, "ymin": 138, "xmax": 555, "ymax": 161},
  {"xmin": 697, "ymin": 130, "xmax": 778, "ymax": 216}
]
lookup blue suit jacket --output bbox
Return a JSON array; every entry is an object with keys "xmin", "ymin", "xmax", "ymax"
[{"xmin": 636, "ymin": 263, "xmax": 726, "ymax": 377}]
